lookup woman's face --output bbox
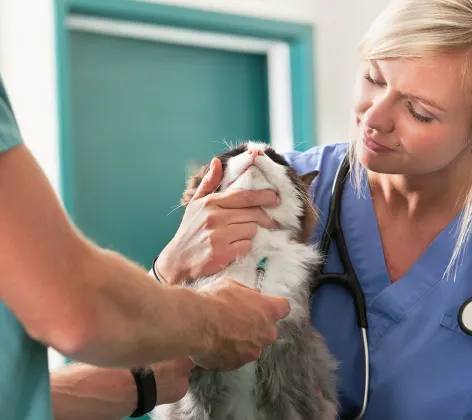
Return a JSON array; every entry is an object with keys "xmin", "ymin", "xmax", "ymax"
[{"xmin": 351, "ymin": 53, "xmax": 472, "ymax": 176}]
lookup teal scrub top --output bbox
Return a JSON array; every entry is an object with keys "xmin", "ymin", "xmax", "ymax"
[{"xmin": 0, "ymin": 75, "xmax": 53, "ymax": 419}]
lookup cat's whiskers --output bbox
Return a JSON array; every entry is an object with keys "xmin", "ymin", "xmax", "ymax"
[
  {"xmin": 293, "ymin": 140, "xmax": 308, "ymax": 150},
  {"xmin": 213, "ymin": 138, "xmax": 233, "ymax": 150},
  {"xmin": 167, "ymin": 203, "xmax": 185, "ymax": 216},
  {"xmin": 298, "ymin": 189, "xmax": 328, "ymax": 238}
]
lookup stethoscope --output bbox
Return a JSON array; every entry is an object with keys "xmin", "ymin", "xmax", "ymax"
[
  {"xmin": 458, "ymin": 298, "xmax": 472, "ymax": 336},
  {"xmin": 311, "ymin": 153, "xmax": 472, "ymax": 419},
  {"xmin": 311, "ymin": 154, "xmax": 369, "ymax": 420}
]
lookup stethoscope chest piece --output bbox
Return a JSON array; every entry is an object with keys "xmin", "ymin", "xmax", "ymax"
[{"xmin": 458, "ymin": 297, "xmax": 472, "ymax": 336}]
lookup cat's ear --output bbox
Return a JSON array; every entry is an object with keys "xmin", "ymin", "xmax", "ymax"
[
  {"xmin": 299, "ymin": 170, "xmax": 319, "ymax": 190},
  {"xmin": 180, "ymin": 163, "xmax": 211, "ymax": 207}
]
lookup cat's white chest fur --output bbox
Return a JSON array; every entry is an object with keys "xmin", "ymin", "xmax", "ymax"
[
  {"xmin": 153, "ymin": 227, "xmax": 321, "ymax": 420},
  {"xmin": 218, "ymin": 227, "xmax": 320, "ymax": 321}
]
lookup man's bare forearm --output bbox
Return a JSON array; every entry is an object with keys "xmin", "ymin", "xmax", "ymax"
[
  {"xmin": 51, "ymin": 357, "xmax": 193, "ymax": 420},
  {"xmin": 65, "ymin": 244, "xmax": 212, "ymax": 367},
  {"xmin": 51, "ymin": 363, "xmax": 137, "ymax": 420},
  {"xmin": 0, "ymin": 144, "xmax": 213, "ymax": 368}
]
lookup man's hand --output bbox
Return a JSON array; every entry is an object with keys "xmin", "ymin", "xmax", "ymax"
[
  {"xmin": 151, "ymin": 357, "xmax": 195, "ymax": 405},
  {"xmin": 155, "ymin": 158, "xmax": 280, "ymax": 285},
  {"xmin": 51, "ymin": 358, "xmax": 195, "ymax": 420},
  {"xmin": 191, "ymin": 277, "xmax": 291, "ymax": 371}
]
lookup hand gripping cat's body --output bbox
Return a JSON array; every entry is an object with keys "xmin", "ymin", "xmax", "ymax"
[{"xmin": 152, "ymin": 142, "xmax": 338, "ymax": 420}]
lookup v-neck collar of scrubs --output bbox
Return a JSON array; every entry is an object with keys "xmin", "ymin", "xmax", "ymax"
[{"xmin": 342, "ymin": 172, "xmax": 462, "ymax": 347}]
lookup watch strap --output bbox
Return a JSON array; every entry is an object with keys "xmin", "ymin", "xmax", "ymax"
[{"xmin": 129, "ymin": 367, "xmax": 157, "ymax": 417}]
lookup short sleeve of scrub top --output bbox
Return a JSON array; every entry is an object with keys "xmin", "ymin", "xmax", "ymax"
[
  {"xmin": 0, "ymin": 75, "xmax": 53, "ymax": 419},
  {"xmin": 283, "ymin": 143, "xmax": 472, "ymax": 420}
]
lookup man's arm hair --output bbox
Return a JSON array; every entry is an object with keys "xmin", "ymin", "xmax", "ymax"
[{"xmin": 0, "ymin": 144, "xmax": 212, "ymax": 367}]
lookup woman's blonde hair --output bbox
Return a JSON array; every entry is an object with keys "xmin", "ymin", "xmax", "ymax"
[{"xmin": 349, "ymin": 0, "xmax": 472, "ymax": 279}]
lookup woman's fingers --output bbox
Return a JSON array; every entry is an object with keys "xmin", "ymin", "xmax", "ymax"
[
  {"xmin": 220, "ymin": 223, "xmax": 257, "ymax": 244},
  {"xmin": 223, "ymin": 208, "xmax": 279, "ymax": 230},
  {"xmin": 227, "ymin": 239, "xmax": 253, "ymax": 261},
  {"xmin": 191, "ymin": 158, "xmax": 223, "ymax": 202},
  {"xmin": 208, "ymin": 188, "xmax": 280, "ymax": 209}
]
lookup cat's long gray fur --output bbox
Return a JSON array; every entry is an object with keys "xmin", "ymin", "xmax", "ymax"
[
  {"xmin": 155, "ymin": 265, "xmax": 338, "ymax": 420},
  {"xmin": 152, "ymin": 141, "xmax": 339, "ymax": 420}
]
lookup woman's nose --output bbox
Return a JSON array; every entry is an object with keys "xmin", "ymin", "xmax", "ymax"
[{"xmin": 363, "ymin": 98, "xmax": 395, "ymax": 134}]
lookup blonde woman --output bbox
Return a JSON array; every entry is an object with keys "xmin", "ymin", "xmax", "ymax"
[{"xmin": 155, "ymin": 0, "xmax": 472, "ymax": 418}]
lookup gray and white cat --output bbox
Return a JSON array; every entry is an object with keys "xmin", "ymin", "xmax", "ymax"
[{"xmin": 152, "ymin": 141, "xmax": 338, "ymax": 420}]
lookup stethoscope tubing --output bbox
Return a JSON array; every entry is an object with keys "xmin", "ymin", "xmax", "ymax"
[{"xmin": 311, "ymin": 154, "xmax": 370, "ymax": 420}]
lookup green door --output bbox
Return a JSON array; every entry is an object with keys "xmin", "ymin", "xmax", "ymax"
[
  {"xmin": 65, "ymin": 30, "xmax": 269, "ymax": 418},
  {"xmin": 66, "ymin": 30, "xmax": 270, "ymax": 270}
]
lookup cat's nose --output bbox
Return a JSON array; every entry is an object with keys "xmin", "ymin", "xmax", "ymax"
[{"xmin": 247, "ymin": 148, "xmax": 264, "ymax": 157}]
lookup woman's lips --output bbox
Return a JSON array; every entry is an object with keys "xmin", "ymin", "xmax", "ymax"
[{"xmin": 362, "ymin": 134, "xmax": 395, "ymax": 153}]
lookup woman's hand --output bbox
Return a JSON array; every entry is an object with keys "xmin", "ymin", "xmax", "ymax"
[{"xmin": 155, "ymin": 158, "xmax": 280, "ymax": 285}]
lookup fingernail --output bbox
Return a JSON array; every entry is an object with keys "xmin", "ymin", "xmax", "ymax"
[
  {"xmin": 210, "ymin": 159, "xmax": 216, "ymax": 170},
  {"xmin": 276, "ymin": 195, "xmax": 281, "ymax": 205}
]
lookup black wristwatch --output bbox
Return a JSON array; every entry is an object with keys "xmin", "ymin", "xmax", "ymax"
[{"xmin": 130, "ymin": 367, "xmax": 157, "ymax": 417}]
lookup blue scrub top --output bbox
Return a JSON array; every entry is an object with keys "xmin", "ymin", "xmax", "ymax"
[
  {"xmin": 285, "ymin": 143, "xmax": 472, "ymax": 420},
  {"xmin": 0, "ymin": 76, "xmax": 53, "ymax": 419}
]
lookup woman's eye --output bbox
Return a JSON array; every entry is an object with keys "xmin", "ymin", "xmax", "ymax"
[
  {"xmin": 365, "ymin": 73, "xmax": 387, "ymax": 87},
  {"xmin": 406, "ymin": 101, "xmax": 434, "ymax": 124}
]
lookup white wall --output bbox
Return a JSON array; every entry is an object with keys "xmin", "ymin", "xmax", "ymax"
[
  {"xmin": 0, "ymin": 0, "xmax": 392, "ymax": 183},
  {"xmin": 0, "ymin": 0, "xmax": 60, "ymax": 191},
  {"xmin": 0, "ymin": 0, "xmax": 391, "ymax": 369}
]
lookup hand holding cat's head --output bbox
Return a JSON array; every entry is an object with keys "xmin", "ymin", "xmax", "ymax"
[{"xmin": 182, "ymin": 141, "xmax": 319, "ymax": 243}]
